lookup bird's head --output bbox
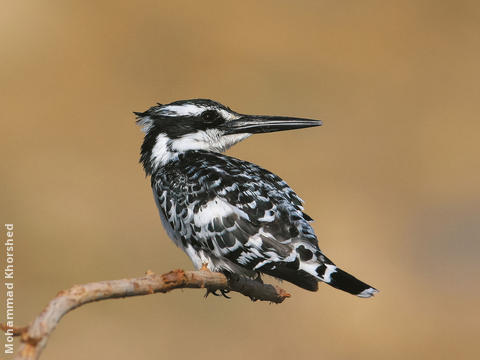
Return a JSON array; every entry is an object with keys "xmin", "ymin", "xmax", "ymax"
[{"xmin": 135, "ymin": 99, "xmax": 322, "ymax": 174}]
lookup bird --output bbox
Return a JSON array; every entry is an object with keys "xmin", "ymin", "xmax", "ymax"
[{"xmin": 135, "ymin": 99, "xmax": 378, "ymax": 298}]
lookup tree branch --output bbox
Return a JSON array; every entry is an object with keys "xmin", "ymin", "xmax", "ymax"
[{"xmin": 4, "ymin": 269, "xmax": 290, "ymax": 360}]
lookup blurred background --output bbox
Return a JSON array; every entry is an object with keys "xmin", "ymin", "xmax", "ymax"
[{"xmin": 1, "ymin": 1, "xmax": 479, "ymax": 359}]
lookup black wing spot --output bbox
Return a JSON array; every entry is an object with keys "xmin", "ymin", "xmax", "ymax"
[
  {"xmin": 316, "ymin": 264, "xmax": 327, "ymax": 277},
  {"xmin": 222, "ymin": 231, "xmax": 237, "ymax": 247},
  {"xmin": 285, "ymin": 257, "xmax": 300, "ymax": 270},
  {"xmin": 297, "ymin": 245, "xmax": 313, "ymax": 261},
  {"xmin": 215, "ymin": 234, "xmax": 226, "ymax": 248},
  {"xmin": 207, "ymin": 222, "xmax": 214, "ymax": 232},
  {"xmin": 303, "ymin": 213, "xmax": 313, "ymax": 221},
  {"xmin": 289, "ymin": 225, "xmax": 299, "ymax": 237},
  {"xmin": 222, "ymin": 214, "xmax": 236, "ymax": 228},
  {"xmin": 223, "ymin": 247, "xmax": 243, "ymax": 262},
  {"xmin": 207, "ymin": 238, "xmax": 215, "ymax": 250},
  {"xmin": 213, "ymin": 218, "xmax": 223, "ymax": 232}
]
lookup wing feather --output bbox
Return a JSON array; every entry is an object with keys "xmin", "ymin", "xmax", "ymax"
[{"xmin": 152, "ymin": 150, "xmax": 321, "ymax": 275}]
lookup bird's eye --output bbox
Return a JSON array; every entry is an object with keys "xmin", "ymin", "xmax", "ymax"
[{"xmin": 201, "ymin": 110, "xmax": 218, "ymax": 122}]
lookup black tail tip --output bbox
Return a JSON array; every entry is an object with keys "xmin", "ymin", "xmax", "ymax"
[{"xmin": 329, "ymin": 268, "xmax": 378, "ymax": 298}]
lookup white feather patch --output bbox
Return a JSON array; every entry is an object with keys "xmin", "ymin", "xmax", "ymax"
[
  {"xmin": 193, "ymin": 198, "xmax": 249, "ymax": 226},
  {"xmin": 150, "ymin": 133, "xmax": 174, "ymax": 168},
  {"xmin": 299, "ymin": 261, "xmax": 321, "ymax": 275},
  {"xmin": 323, "ymin": 264, "xmax": 337, "ymax": 283},
  {"xmin": 170, "ymin": 131, "xmax": 251, "ymax": 154},
  {"xmin": 184, "ymin": 245, "xmax": 211, "ymax": 269},
  {"xmin": 161, "ymin": 104, "xmax": 206, "ymax": 116}
]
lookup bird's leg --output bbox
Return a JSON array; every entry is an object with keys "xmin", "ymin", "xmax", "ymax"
[
  {"xmin": 205, "ymin": 270, "xmax": 233, "ymax": 299},
  {"xmin": 201, "ymin": 262, "xmax": 226, "ymax": 298},
  {"xmin": 205, "ymin": 287, "xmax": 231, "ymax": 299}
]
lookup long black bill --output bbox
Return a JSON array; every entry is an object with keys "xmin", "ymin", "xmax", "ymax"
[{"xmin": 225, "ymin": 115, "xmax": 322, "ymax": 135}]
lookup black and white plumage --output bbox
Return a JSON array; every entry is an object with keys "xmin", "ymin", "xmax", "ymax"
[{"xmin": 135, "ymin": 99, "xmax": 378, "ymax": 298}]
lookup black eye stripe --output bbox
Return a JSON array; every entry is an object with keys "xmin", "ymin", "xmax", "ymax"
[{"xmin": 143, "ymin": 110, "xmax": 226, "ymax": 140}]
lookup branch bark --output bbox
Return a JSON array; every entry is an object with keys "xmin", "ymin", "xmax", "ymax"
[{"xmin": 4, "ymin": 269, "xmax": 290, "ymax": 360}]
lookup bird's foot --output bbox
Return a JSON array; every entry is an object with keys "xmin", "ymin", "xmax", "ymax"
[
  {"xmin": 220, "ymin": 289, "xmax": 231, "ymax": 299},
  {"xmin": 204, "ymin": 288, "xmax": 231, "ymax": 299},
  {"xmin": 204, "ymin": 288, "xmax": 220, "ymax": 298},
  {"xmin": 200, "ymin": 262, "xmax": 210, "ymax": 271}
]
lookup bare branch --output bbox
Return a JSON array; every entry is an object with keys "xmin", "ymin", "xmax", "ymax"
[{"xmin": 6, "ymin": 269, "xmax": 290, "ymax": 360}]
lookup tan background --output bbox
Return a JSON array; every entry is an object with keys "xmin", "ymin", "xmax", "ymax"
[{"xmin": 1, "ymin": 1, "xmax": 479, "ymax": 359}]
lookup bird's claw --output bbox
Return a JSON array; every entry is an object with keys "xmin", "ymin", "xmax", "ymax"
[
  {"xmin": 220, "ymin": 289, "xmax": 231, "ymax": 299},
  {"xmin": 204, "ymin": 288, "xmax": 221, "ymax": 298},
  {"xmin": 204, "ymin": 288, "xmax": 231, "ymax": 299}
]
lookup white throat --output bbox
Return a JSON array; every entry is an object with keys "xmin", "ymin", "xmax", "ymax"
[{"xmin": 150, "ymin": 131, "xmax": 250, "ymax": 169}]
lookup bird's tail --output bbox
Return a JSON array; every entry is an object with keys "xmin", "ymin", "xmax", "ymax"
[{"xmin": 315, "ymin": 262, "xmax": 378, "ymax": 298}]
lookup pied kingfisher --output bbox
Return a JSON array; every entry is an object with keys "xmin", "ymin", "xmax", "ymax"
[{"xmin": 135, "ymin": 99, "xmax": 378, "ymax": 298}]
